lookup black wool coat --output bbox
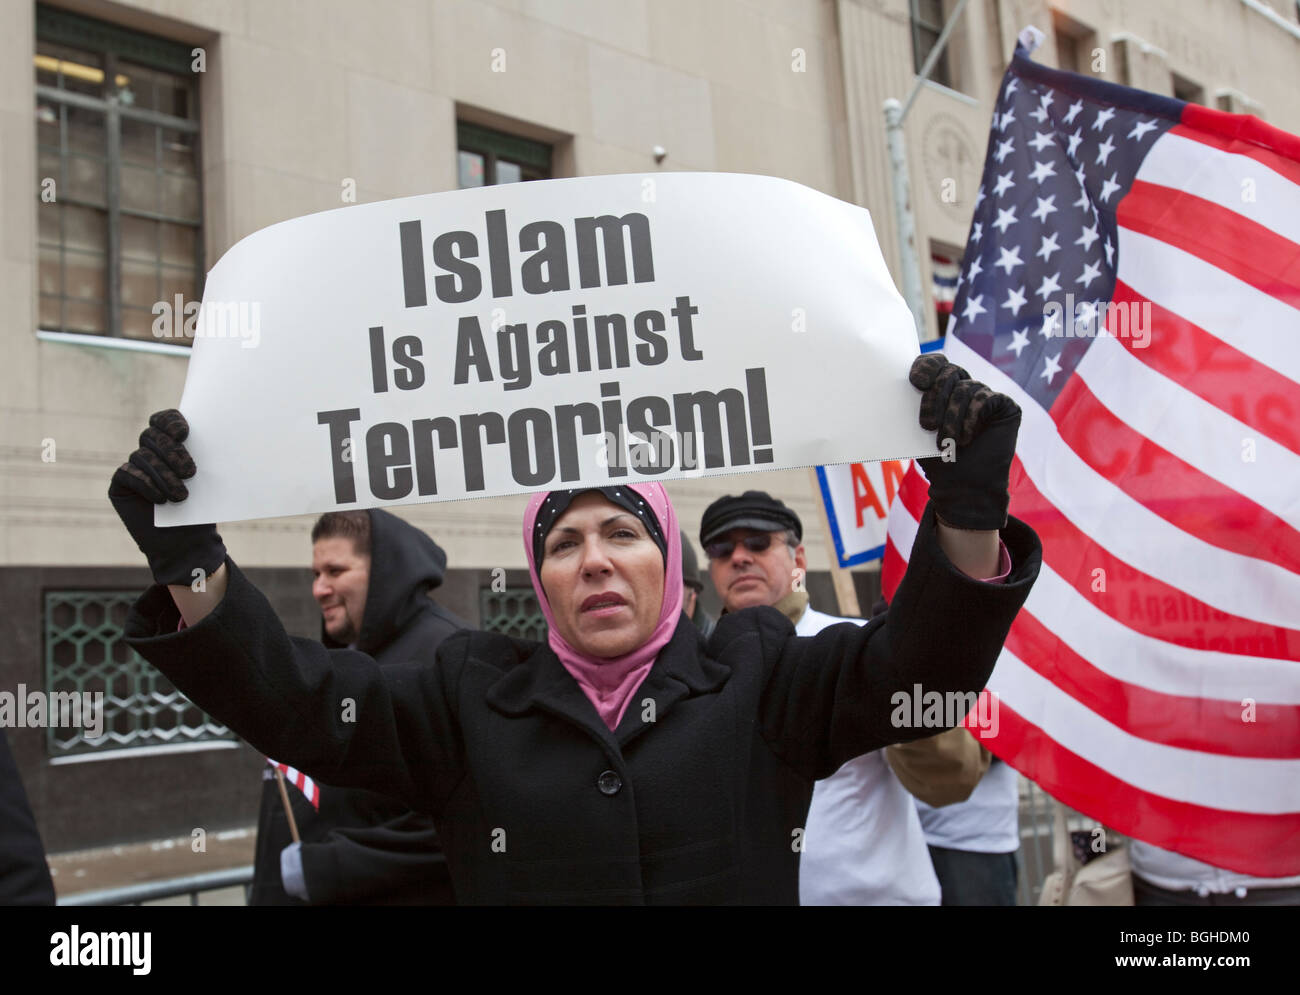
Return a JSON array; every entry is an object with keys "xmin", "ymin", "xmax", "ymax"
[
  {"xmin": 127, "ymin": 506, "xmax": 1041, "ymax": 905},
  {"xmin": 0, "ymin": 729, "xmax": 55, "ymax": 905},
  {"xmin": 250, "ymin": 509, "xmax": 468, "ymax": 905}
]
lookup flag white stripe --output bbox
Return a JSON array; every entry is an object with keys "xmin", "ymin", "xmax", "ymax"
[
  {"xmin": 1139, "ymin": 131, "xmax": 1300, "ymax": 246},
  {"xmin": 1117, "ymin": 229, "xmax": 1300, "ymax": 385},
  {"xmin": 885, "ymin": 492, "xmax": 920, "ymax": 561},
  {"xmin": 990, "ymin": 647, "xmax": 1300, "ymax": 813},
  {"xmin": 945, "ymin": 335, "xmax": 1300, "ymax": 624},
  {"xmin": 1026, "ymin": 565, "xmax": 1300, "ymax": 704},
  {"xmin": 1076, "ymin": 333, "xmax": 1300, "ymax": 529},
  {"xmin": 889, "ymin": 489, "xmax": 1299, "ymax": 702}
]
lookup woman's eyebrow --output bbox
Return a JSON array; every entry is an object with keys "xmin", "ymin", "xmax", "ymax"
[{"xmin": 549, "ymin": 513, "xmax": 641, "ymax": 540}]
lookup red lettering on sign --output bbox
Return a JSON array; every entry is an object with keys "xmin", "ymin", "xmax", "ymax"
[
  {"xmin": 851, "ymin": 463, "xmax": 887, "ymax": 526},
  {"xmin": 881, "ymin": 460, "xmax": 906, "ymax": 507}
]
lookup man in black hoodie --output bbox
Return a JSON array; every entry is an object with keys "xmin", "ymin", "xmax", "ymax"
[{"xmin": 250, "ymin": 508, "xmax": 468, "ymax": 905}]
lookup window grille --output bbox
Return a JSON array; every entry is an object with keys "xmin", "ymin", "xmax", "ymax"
[
  {"xmin": 479, "ymin": 587, "xmax": 548, "ymax": 642},
  {"xmin": 43, "ymin": 591, "xmax": 233, "ymax": 758}
]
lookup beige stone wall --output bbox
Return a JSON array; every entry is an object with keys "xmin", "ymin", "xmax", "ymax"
[{"xmin": 2, "ymin": 0, "xmax": 1296, "ymax": 574}]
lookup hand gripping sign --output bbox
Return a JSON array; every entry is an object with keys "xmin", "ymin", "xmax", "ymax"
[{"xmin": 157, "ymin": 173, "xmax": 937, "ymax": 525}]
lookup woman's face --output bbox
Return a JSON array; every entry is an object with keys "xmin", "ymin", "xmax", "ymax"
[{"xmin": 538, "ymin": 491, "xmax": 665, "ymax": 659}]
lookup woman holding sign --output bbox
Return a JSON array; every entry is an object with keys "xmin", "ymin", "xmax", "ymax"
[{"xmin": 110, "ymin": 356, "xmax": 1039, "ymax": 905}]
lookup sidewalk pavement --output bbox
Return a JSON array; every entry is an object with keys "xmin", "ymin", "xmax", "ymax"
[{"xmin": 49, "ymin": 826, "xmax": 256, "ymax": 905}]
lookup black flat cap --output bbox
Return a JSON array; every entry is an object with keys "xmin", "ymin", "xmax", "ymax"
[{"xmin": 699, "ymin": 490, "xmax": 802, "ymax": 547}]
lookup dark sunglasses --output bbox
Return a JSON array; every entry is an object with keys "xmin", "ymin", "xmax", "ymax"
[{"xmin": 704, "ymin": 534, "xmax": 778, "ymax": 560}]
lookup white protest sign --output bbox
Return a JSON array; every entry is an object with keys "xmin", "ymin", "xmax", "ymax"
[
  {"xmin": 816, "ymin": 460, "xmax": 913, "ymax": 567},
  {"xmin": 157, "ymin": 172, "xmax": 936, "ymax": 525},
  {"xmin": 815, "ymin": 337, "xmax": 945, "ymax": 566}
]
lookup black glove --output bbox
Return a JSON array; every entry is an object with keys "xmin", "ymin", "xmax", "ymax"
[
  {"xmin": 910, "ymin": 354, "xmax": 1020, "ymax": 531},
  {"xmin": 108, "ymin": 409, "xmax": 226, "ymax": 587}
]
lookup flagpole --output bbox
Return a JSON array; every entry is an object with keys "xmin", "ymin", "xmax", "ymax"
[
  {"xmin": 884, "ymin": 0, "xmax": 974, "ymax": 340},
  {"xmin": 807, "ymin": 468, "xmax": 862, "ymax": 617},
  {"xmin": 274, "ymin": 767, "xmax": 302, "ymax": 844}
]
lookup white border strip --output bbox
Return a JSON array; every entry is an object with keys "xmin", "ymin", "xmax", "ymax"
[
  {"xmin": 37, "ymin": 329, "xmax": 192, "ymax": 357},
  {"xmin": 1239, "ymin": 0, "xmax": 1300, "ymax": 41},
  {"xmin": 49, "ymin": 740, "xmax": 240, "ymax": 765}
]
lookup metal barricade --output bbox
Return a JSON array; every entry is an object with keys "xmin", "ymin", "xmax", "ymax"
[{"xmin": 58, "ymin": 866, "xmax": 254, "ymax": 906}]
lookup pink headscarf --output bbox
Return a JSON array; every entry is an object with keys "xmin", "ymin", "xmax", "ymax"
[{"xmin": 523, "ymin": 484, "xmax": 683, "ymax": 731}]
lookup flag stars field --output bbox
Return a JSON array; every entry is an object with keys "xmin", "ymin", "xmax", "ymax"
[
  {"xmin": 1096, "ymin": 134, "xmax": 1117, "ymax": 166},
  {"xmin": 1078, "ymin": 261, "xmax": 1103, "ymax": 289},
  {"xmin": 1039, "ymin": 352, "xmax": 1063, "ymax": 384},
  {"xmin": 1030, "ymin": 160, "xmax": 1057, "ymax": 183},
  {"xmin": 996, "ymin": 245, "xmax": 1024, "ymax": 274},
  {"xmin": 1003, "ymin": 286, "xmax": 1029, "ymax": 315},
  {"xmin": 1128, "ymin": 119, "xmax": 1158, "ymax": 141}
]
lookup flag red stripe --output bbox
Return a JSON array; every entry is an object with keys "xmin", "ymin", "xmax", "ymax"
[
  {"xmin": 991, "ymin": 701, "xmax": 1300, "ymax": 876},
  {"xmin": 898, "ymin": 462, "xmax": 930, "ymax": 520},
  {"xmin": 1174, "ymin": 114, "xmax": 1300, "ymax": 187},
  {"xmin": 1005, "ymin": 609, "xmax": 1300, "ymax": 758},
  {"xmin": 882, "ymin": 464, "xmax": 931, "ymax": 602},
  {"xmin": 1120, "ymin": 180, "xmax": 1300, "ymax": 303},
  {"xmin": 1008, "ymin": 456, "xmax": 1300, "ymax": 661},
  {"xmin": 881, "ymin": 536, "xmax": 908, "ymax": 603},
  {"xmin": 1110, "ymin": 281, "xmax": 1300, "ymax": 457},
  {"xmin": 1051, "ymin": 374, "xmax": 1300, "ymax": 575}
]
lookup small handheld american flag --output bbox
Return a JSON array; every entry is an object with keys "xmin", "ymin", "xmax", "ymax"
[{"xmin": 266, "ymin": 757, "xmax": 320, "ymax": 810}]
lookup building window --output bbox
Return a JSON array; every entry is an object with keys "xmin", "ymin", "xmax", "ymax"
[
  {"xmin": 909, "ymin": 0, "xmax": 953, "ymax": 89},
  {"xmin": 44, "ymin": 592, "xmax": 234, "ymax": 758},
  {"xmin": 1052, "ymin": 10, "xmax": 1098, "ymax": 75},
  {"xmin": 480, "ymin": 587, "xmax": 547, "ymax": 642},
  {"xmin": 35, "ymin": 4, "xmax": 203, "ymax": 343},
  {"xmin": 1111, "ymin": 40, "xmax": 1131, "ymax": 86},
  {"xmin": 457, "ymin": 122, "xmax": 552, "ymax": 189},
  {"xmin": 1172, "ymin": 73, "xmax": 1205, "ymax": 106}
]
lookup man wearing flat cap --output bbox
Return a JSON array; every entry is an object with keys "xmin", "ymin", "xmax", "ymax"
[{"xmin": 700, "ymin": 490, "xmax": 987, "ymax": 905}]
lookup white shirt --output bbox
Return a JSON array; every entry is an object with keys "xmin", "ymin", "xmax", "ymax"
[
  {"xmin": 1128, "ymin": 841, "xmax": 1300, "ymax": 896},
  {"xmin": 915, "ymin": 756, "xmax": 1020, "ymax": 853},
  {"xmin": 795, "ymin": 605, "xmax": 942, "ymax": 905}
]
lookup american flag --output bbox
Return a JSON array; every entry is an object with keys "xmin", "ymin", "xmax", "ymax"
[
  {"xmin": 267, "ymin": 757, "xmax": 320, "ymax": 809},
  {"xmin": 883, "ymin": 46, "xmax": 1300, "ymax": 876}
]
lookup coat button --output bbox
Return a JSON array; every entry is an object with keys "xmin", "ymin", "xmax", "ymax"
[{"xmin": 597, "ymin": 770, "xmax": 622, "ymax": 795}]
